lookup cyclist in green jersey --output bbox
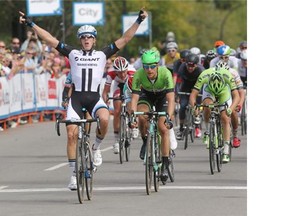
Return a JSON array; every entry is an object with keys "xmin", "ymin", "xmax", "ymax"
[
  {"xmin": 129, "ymin": 49, "xmax": 175, "ymax": 183},
  {"xmin": 190, "ymin": 67, "xmax": 240, "ymax": 163}
]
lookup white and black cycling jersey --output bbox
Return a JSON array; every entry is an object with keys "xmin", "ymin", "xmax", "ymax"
[
  {"xmin": 56, "ymin": 42, "xmax": 119, "ymax": 92},
  {"xmin": 56, "ymin": 42, "xmax": 119, "ymax": 120}
]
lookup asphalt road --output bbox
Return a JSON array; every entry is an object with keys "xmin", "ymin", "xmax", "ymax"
[{"xmin": 0, "ymin": 118, "xmax": 247, "ymax": 216}]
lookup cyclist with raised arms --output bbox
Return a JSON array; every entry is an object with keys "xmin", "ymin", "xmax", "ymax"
[
  {"xmin": 190, "ymin": 67, "xmax": 240, "ymax": 163},
  {"xmin": 129, "ymin": 49, "xmax": 175, "ymax": 183},
  {"xmin": 19, "ymin": 9, "xmax": 148, "ymax": 190},
  {"xmin": 102, "ymin": 56, "xmax": 137, "ymax": 154}
]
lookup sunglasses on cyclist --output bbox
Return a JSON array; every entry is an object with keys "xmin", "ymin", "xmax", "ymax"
[
  {"xmin": 143, "ymin": 64, "xmax": 158, "ymax": 70},
  {"xmin": 80, "ymin": 34, "xmax": 95, "ymax": 39},
  {"xmin": 186, "ymin": 62, "xmax": 196, "ymax": 67}
]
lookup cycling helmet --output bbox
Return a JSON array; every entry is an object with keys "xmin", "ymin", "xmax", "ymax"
[
  {"xmin": 77, "ymin": 25, "xmax": 97, "ymax": 38},
  {"xmin": 215, "ymin": 60, "xmax": 229, "ymax": 70},
  {"xmin": 113, "ymin": 56, "xmax": 129, "ymax": 72},
  {"xmin": 229, "ymin": 48, "xmax": 236, "ymax": 56},
  {"xmin": 216, "ymin": 45, "xmax": 231, "ymax": 56},
  {"xmin": 166, "ymin": 42, "xmax": 178, "ymax": 50},
  {"xmin": 141, "ymin": 49, "xmax": 160, "ymax": 64},
  {"xmin": 190, "ymin": 47, "xmax": 201, "ymax": 55},
  {"xmin": 206, "ymin": 50, "xmax": 216, "ymax": 59},
  {"xmin": 214, "ymin": 40, "xmax": 225, "ymax": 48},
  {"xmin": 180, "ymin": 49, "xmax": 191, "ymax": 59},
  {"xmin": 208, "ymin": 72, "xmax": 226, "ymax": 94},
  {"xmin": 185, "ymin": 53, "xmax": 199, "ymax": 64},
  {"xmin": 240, "ymin": 50, "xmax": 247, "ymax": 60}
]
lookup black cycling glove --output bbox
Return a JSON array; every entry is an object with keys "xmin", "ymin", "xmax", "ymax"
[
  {"xmin": 23, "ymin": 15, "xmax": 34, "ymax": 27},
  {"xmin": 136, "ymin": 10, "xmax": 144, "ymax": 24}
]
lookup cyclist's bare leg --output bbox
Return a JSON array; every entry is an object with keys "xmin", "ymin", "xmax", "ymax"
[
  {"xmin": 158, "ymin": 117, "xmax": 170, "ymax": 157},
  {"xmin": 202, "ymin": 98, "xmax": 213, "ymax": 130},
  {"xmin": 231, "ymin": 110, "xmax": 239, "ymax": 135},
  {"xmin": 66, "ymin": 124, "xmax": 78, "ymax": 159},
  {"xmin": 113, "ymin": 100, "xmax": 121, "ymax": 133},
  {"xmin": 220, "ymin": 111, "xmax": 231, "ymax": 141},
  {"xmin": 95, "ymin": 108, "xmax": 109, "ymax": 139},
  {"xmin": 137, "ymin": 103, "xmax": 150, "ymax": 137}
]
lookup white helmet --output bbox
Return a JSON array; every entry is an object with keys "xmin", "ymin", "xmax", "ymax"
[
  {"xmin": 240, "ymin": 50, "xmax": 247, "ymax": 60},
  {"xmin": 113, "ymin": 56, "xmax": 129, "ymax": 72},
  {"xmin": 77, "ymin": 25, "xmax": 97, "ymax": 38},
  {"xmin": 190, "ymin": 47, "xmax": 201, "ymax": 55},
  {"xmin": 166, "ymin": 42, "xmax": 178, "ymax": 50}
]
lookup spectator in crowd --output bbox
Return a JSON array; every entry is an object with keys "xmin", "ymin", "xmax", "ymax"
[{"xmin": 9, "ymin": 37, "xmax": 21, "ymax": 54}]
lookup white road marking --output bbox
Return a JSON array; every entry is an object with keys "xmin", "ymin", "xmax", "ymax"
[
  {"xmin": 0, "ymin": 185, "xmax": 246, "ymax": 193},
  {"xmin": 44, "ymin": 146, "xmax": 113, "ymax": 171},
  {"xmin": 44, "ymin": 163, "xmax": 68, "ymax": 171},
  {"xmin": 0, "ymin": 186, "xmax": 8, "ymax": 190}
]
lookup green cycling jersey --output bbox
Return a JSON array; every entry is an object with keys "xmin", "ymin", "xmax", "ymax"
[
  {"xmin": 132, "ymin": 66, "xmax": 174, "ymax": 96},
  {"xmin": 193, "ymin": 67, "xmax": 237, "ymax": 94}
]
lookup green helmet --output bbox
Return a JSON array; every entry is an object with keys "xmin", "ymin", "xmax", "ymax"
[
  {"xmin": 208, "ymin": 72, "xmax": 226, "ymax": 94},
  {"xmin": 141, "ymin": 49, "xmax": 160, "ymax": 64}
]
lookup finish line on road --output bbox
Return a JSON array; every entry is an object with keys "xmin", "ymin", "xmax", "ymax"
[{"xmin": 0, "ymin": 185, "xmax": 246, "ymax": 193}]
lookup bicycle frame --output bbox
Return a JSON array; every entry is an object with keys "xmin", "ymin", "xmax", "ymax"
[
  {"xmin": 133, "ymin": 111, "xmax": 167, "ymax": 195},
  {"xmin": 197, "ymin": 103, "xmax": 226, "ymax": 175},
  {"xmin": 108, "ymin": 96, "xmax": 132, "ymax": 164},
  {"xmin": 56, "ymin": 108, "xmax": 100, "ymax": 203}
]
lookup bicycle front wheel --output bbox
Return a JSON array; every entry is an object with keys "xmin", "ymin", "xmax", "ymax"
[
  {"xmin": 145, "ymin": 133, "xmax": 153, "ymax": 195},
  {"xmin": 84, "ymin": 142, "xmax": 94, "ymax": 200},
  {"xmin": 119, "ymin": 115, "xmax": 126, "ymax": 164},
  {"xmin": 209, "ymin": 124, "xmax": 216, "ymax": 175},
  {"xmin": 167, "ymin": 150, "xmax": 175, "ymax": 182},
  {"xmin": 154, "ymin": 133, "xmax": 161, "ymax": 191},
  {"xmin": 125, "ymin": 123, "xmax": 132, "ymax": 162},
  {"xmin": 76, "ymin": 139, "xmax": 85, "ymax": 204}
]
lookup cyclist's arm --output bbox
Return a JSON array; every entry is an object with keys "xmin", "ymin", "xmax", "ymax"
[
  {"xmin": 130, "ymin": 93, "xmax": 140, "ymax": 114},
  {"xmin": 19, "ymin": 11, "xmax": 59, "ymax": 48},
  {"xmin": 190, "ymin": 89, "xmax": 199, "ymax": 108},
  {"xmin": 230, "ymin": 89, "xmax": 240, "ymax": 112},
  {"xmin": 102, "ymin": 84, "xmax": 111, "ymax": 105},
  {"xmin": 114, "ymin": 9, "xmax": 148, "ymax": 50},
  {"xmin": 166, "ymin": 91, "xmax": 175, "ymax": 119}
]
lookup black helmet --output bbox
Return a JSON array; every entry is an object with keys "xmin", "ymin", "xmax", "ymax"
[
  {"xmin": 180, "ymin": 49, "xmax": 191, "ymax": 59},
  {"xmin": 185, "ymin": 53, "xmax": 199, "ymax": 64}
]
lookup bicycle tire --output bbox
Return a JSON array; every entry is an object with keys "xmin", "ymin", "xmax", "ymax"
[
  {"xmin": 85, "ymin": 142, "xmax": 93, "ymax": 200},
  {"xmin": 216, "ymin": 121, "xmax": 223, "ymax": 172},
  {"xmin": 154, "ymin": 133, "xmax": 161, "ymax": 190},
  {"xmin": 125, "ymin": 120, "xmax": 132, "ymax": 162},
  {"xmin": 209, "ymin": 124, "xmax": 216, "ymax": 175},
  {"xmin": 119, "ymin": 115, "xmax": 126, "ymax": 164},
  {"xmin": 184, "ymin": 126, "xmax": 189, "ymax": 150},
  {"xmin": 145, "ymin": 133, "xmax": 153, "ymax": 195},
  {"xmin": 167, "ymin": 151, "xmax": 175, "ymax": 182},
  {"xmin": 241, "ymin": 99, "xmax": 247, "ymax": 135},
  {"xmin": 76, "ymin": 139, "xmax": 85, "ymax": 204}
]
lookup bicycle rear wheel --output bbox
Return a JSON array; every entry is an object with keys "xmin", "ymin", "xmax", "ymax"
[
  {"xmin": 145, "ymin": 133, "xmax": 153, "ymax": 195},
  {"xmin": 76, "ymin": 139, "xmax": 85, "ymax": 204},
  {"xmin": 84, "ymin": 142, "xmax": 93, "ymax": 200}
]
